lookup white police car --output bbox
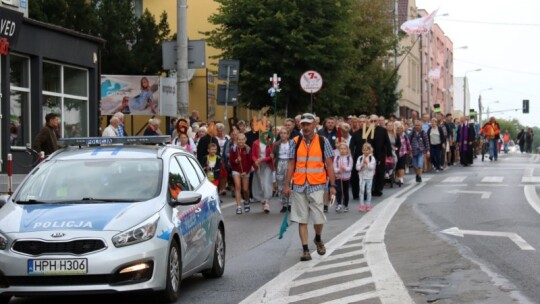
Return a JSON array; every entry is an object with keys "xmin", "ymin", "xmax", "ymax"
[{"xmin": 0, "ymin": 136, "xmax": 225, "ymax": 303}]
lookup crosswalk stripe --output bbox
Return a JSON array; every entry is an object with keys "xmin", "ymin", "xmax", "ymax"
[
  {"xmin": 442, "ymin": 176, "xmax": 467, "ymax": 183},
  {"xmin": 339, "ymin": 243, "xmax": 363, "ymax": 250},
  {"xmin": 481, "ymin": 176, "xmax": 504, "ymax": 183},
  {"xmin": 307, "ymin": 258, "xmax": 366, "ymax": 272},
  {"xmin": 327, "ymin": 250, "xmax": 365, "ymax": 260},
  {"xmin": 320, "ymin": 291, "xmax": 379, "ymax": 304},
  {"xmin": 522, "ymin": 176, "xmax": 540, "ymax": 183},
  {"xmin": 291, "ymin": 266, "xmax": 371, "ymax": 287},
  {"xmin": 283, "ymin": 277, "xmax": 374, "ymax": 303}
]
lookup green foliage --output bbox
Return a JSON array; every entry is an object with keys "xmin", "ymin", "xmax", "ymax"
[
  {"xmin": 205, "ymin": 0, "xmax": 355, "ymax": 117},
  {"xmin": 204, "ymin": 0, "xmax": 399, "ymax": 117},
  {"xmin": 30, "ymin": 0, "xmax": 172, "ymax": 75}
]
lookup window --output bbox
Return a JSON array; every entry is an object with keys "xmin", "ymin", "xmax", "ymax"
[
  {"xmin": 42, "ymin": 61, "xmax": 89, "ymax": 138},
  {"xmin": 187, "ymin": 156, "xmax": 206, "ymax": 182},
  {"xmin": 169, "ymin": 156, "xmax": 190, "ymax": 193},
  {"xmin": 176, "ymin": 155, "xmax": 201, "ymax": 189},
  {"xmin": 10, "ymin": 54, "xmax": 30, "ymax": 146}
]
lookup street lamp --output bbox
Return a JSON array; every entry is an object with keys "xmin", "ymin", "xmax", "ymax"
[
  {"xmin": 478, "ymin": 87, "xmax": 492, "ymax": 124},
  {"xmin": 463, "ymin": 68, "xmax": 482, "ymax": 116}
]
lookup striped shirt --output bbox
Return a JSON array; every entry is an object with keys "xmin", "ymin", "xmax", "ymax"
[{"xmin": 288, "ymin": 134, "xmax": 334, "ymax": 193}]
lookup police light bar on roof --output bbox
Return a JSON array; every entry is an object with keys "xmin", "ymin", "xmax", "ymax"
[{"xmin": 58, "ymin": 136, "xmax": 171, "ymax": 146}]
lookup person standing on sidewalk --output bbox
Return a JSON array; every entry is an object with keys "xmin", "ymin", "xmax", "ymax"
[
  {"xmin": 333, "ymin": 141, "xmax": 353, "ymax": 213},
  {"xmin": 273, "ymin": 127, "xmax": 291, "ymax": 213},
  {"xmin": 33, "ymin": 113, "xmax": 60, "ymax": 156},
  {"xmin": 409, "ymin": 120, "xmax": 429, "ymax": 182},
  {"xmin": 356, "ymin": 143, "xmax": 376, "ymax": 212},
  {"xmin": 283, "ymin": 113, "xmax": 337, "ymax": 262}
]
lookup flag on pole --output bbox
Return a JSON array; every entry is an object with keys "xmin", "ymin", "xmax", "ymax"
[
  {"xmin": 428, "ymin": 66, "xmax": 442, "ymax": 79},
  {"xmin": 400, "ymin": 9, "xmax": 438, "ymax": 35}
]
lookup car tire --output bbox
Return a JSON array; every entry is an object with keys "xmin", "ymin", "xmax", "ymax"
[
  {"xmin": 202, "ymin": 226, "xmax": 225, "ymax": 278},
  {"xmin": 157, "ymin": 240, "xmax": 181, "ymax": 303},
  {"xmin": 0, "ymin": 296, "xmax": 11, "ymax": 304}
]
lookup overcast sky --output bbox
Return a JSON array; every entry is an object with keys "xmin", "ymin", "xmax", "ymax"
[{"xmin": 416, "ymin": 0, "xmax": 540, "ymax": 127}]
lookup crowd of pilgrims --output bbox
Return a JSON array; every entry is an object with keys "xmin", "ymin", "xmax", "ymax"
[{"xmin": 166, "ymin": 110, "xmax": 486, "ymax": 215}]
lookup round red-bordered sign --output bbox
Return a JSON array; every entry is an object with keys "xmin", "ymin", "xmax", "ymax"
[{"xmin": 300, "ymin": 70, "xmax": 323, "ymax": 94}]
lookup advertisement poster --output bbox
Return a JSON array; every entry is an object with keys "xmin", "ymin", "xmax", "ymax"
[
  {"xmin": 100, "ymin": 75, "xmax": 160, "ymax": 115},
  {"xmin": 159, "ymin": 77, "xmax": 178, "ymax": 116}
]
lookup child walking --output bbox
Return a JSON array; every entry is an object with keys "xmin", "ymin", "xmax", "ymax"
[
  {"xmin": 356, "ymin": 143, "xmax": 376, "ymax": 212},
  {"xmin": 203, "ymin": 143, "xmax": 221, "ymax": 187},
  {"xmin": 333, "ymin": 142, "xmax": 353, "ymax": 212},
  {"xmin": 229, "ymin": 133, "xmax": 252, "ymax": 214},
  {"xmin": 272, "ymin": 127, "xmax": 291, "ymax": 213}
]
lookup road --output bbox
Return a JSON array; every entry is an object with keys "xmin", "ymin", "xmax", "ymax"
[{"xmin": 6, "ymin": 152, "xmax": 540, "ymax": 303}]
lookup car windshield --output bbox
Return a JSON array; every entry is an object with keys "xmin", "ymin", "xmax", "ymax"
[{"xmin": 14, "ymin": 159, "xmax": 162, "ymax": 203}]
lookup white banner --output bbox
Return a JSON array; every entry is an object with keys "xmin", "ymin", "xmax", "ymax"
[
  {"xmin": 159, "ymin": 77, "xmax": 177, "ymax": 117},
  {"xmin": 428, "ymin": 66, "xmax": 442, "ymax": 79},
  {"xmin": 400, "ymin": 9, "xmax": 438, "ymax": 35}
]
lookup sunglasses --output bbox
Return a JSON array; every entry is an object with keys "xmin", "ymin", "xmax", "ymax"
[{"xmin": 301, "ymin": 114, "xmax": 315, "ymax": 120}]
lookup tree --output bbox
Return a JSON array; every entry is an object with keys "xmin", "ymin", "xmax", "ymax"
[
  {"xmin": 30, "ymin": 0, "xmax": 98, "ymax": 35},
  {"xmin": 205, "ymin": 0, "xmax": 354, "ymax": 117},
  {"xmin": 30, "ymin": 0, "xmax": 171, "ymax": 76},
  {"xmin": 132, "ymin": 10, "xmax": 172, "ymax": 74},
  {"xmin": 340, "ymin": 0, "xmax": 400, "ymax": 116}
]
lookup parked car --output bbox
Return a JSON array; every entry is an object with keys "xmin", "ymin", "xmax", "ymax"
[{"xmin": 0, "ymin": 136, "xmax": 225, "ymax": 303}]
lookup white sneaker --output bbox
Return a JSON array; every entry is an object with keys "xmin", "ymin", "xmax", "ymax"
[{"xmin": 336, "ymin": 204, "xmax": 343, "ymax": 213}]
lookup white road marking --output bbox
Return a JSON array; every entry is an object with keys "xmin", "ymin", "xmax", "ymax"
[
  {"xmin": 524, "ymin": 185, "xmax": 540, "ymax": 216},
  {"xmin": 283, "ymin": 277, "xmax": 375, "ymax": 303},
  {"xmin": 290, "ymin": 266, "xmax": 371, "ymax": 287},
  {"xmin": 446, "ymin": 189, "xmax": 491, "ymax": 199},
  {"xmin": 239, "ymin": 180, "xmax": 427, "ymax": 304},
  {"xmin": 435, "ymin": 184, "xmax": 467, "ymax": 187},
  {"xmin": 340, "ymin": 243, "xmax": 364, "ymax": 250},
  {"xmin": 442, "ymin": 176, "xmax": 467, "ymax": 183},
  {"xmin": 321, "ymin": 291, "xmax": 379, "ymax": 304},
  {"xmin": 441, "ymin": 227, "xmax": 535, "ymax": 251},
  {"xmin": 522, "ymin": 176, "xmax": 540, "ymax": 183},
  {"xmin": 481, "ymin": 176, "xmax": 504, "ymax": 183},
  {"xmin": 524, "ymin": 168, "xmax": 534, "ymax": 177}
]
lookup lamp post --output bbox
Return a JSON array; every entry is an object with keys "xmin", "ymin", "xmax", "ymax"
[
  {"xmin": 463, "ymin": 68, "xmax": 481, "ymax": 116},
  {"xmin": 478, "ymin": 87, "xmax": 492, "ymax": 126}
]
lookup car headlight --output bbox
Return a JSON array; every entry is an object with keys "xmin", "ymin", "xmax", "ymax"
[
  {"xmin": 112, "ymin": 214, "xmax": 159, "ymax": 248},
  {"xmin": 0, "ymin": 232, "xmax": 7, "ymax": 250}
]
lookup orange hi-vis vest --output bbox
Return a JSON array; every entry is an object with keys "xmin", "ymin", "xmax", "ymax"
[{"xmin": 292, "ymin": 134, "xmax": 327, "ymax": 186}]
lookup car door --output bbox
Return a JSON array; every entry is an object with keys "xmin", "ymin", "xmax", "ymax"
[
  {"xmin": 168, "ymin": 155, "xmax": 199, "ymax": 272},
  {"xmin": 175, "ymin": 155, "xmax": 207, "ymax": 269}
]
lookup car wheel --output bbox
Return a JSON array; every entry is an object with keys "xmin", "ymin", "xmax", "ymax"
[
  {"xmin": 158, "ymin": 240, "xmax": 181, "ymax": 303},
  {"xmin": 202, "ymin": 226, "xmax": 225, "ymax": 278}
]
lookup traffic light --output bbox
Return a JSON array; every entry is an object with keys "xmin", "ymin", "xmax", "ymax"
[{"xmin": 523, "ymin": 99, "xmax": 529, "ymax": 113}]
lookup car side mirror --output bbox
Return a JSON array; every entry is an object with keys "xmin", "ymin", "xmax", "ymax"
[
  {"xmin": 0, "ymin": 195, "xmax": 9, "ymax": 208},
  {"xmin": 169, "ymin": 191, "xmax": 201, "ymax": 207}
]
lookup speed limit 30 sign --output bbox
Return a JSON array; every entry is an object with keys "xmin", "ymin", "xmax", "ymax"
[{"xmin": 300, "ymin": 70, "xmax": 323, "ymax": 94}]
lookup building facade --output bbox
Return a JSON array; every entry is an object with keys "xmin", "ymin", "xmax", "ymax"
[
  {"xmin": 396, "ymin": 0, "xmax": 421, "ymax": 118},
  {"xmin": 0, "ymin": 5, "xmax": 103, "ymax": 173},
  {"xmin": 419, "ymin": 9, "xmax": 454, "ymax": 117}
]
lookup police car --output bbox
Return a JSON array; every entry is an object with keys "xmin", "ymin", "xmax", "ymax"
[{"xmin": 0, "ymin": 136, "xmax": 225, "ymax": 303}]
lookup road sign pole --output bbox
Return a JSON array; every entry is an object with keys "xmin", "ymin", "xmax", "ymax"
[
  {"xmin": 224, "ymin": 65, "xmax": 230, "ymax": 132},
  {"xmin": 310, "ymin": 93, "xmax": 313, "ymax": 113}
]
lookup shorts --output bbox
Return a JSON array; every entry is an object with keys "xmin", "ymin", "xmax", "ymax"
[
  {"xmin": 232, "ymin": 171, "xmax": 248, "ymax": 177},
  {"xmin": 412, "ymin": 154, "xmax": 424, "ymax": 169},
  {"xmin": 290, "ymin": 190, "xmax": 327, "ymax": 225}
]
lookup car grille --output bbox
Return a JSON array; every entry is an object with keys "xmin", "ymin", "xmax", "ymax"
[{"xmin": 12, "ymin": 239, "xmax": 106, "ymax": 255}]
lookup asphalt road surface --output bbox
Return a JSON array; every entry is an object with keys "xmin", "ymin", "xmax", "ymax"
[{"xmin": 7, "ymin": 151, "xmax": 540, "ymax": 303}]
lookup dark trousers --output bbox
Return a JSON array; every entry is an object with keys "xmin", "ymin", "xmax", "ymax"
[
  {"xmin": 336, "ymin": 179, "xmax": 350, "ymax": 207},
  {"xmin": 450, "ymin": 145, "xmax": 456, "ymax": 164},
  {"xmin": 373, "ymin": 158, "xmax": 386, "ymax": 193},
  {"xmin": 430, "ymin": 144, "xmax": 442, "ymax": 170},
  {"xmin": 351, "ymin": 168, "xmax": 359, "ymax": 199}
]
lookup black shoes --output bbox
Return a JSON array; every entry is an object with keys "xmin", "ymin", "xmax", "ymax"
[
  {"xmin": 300, "ymin": 251, "xmax": 312, "ymax": 261},
  {"xmin": 416, "ymin": 175, "xmax": 422, "ymax": 182},
  {"xmin": 323, "ymin": 205, "xmax": 328, "ymax": 213}
]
